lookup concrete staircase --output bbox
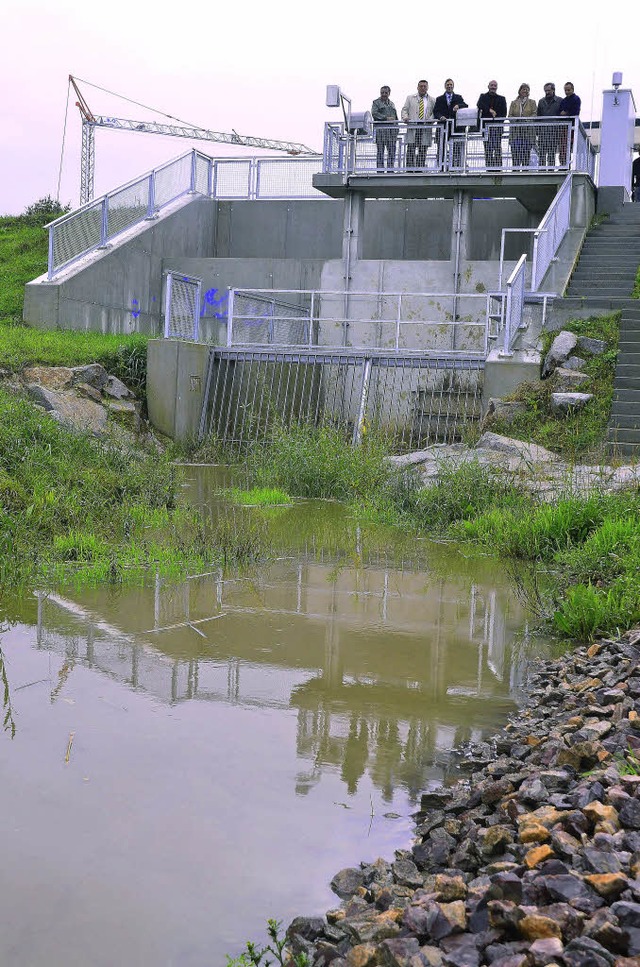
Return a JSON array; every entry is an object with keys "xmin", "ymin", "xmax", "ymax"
[{"xmin": 563, "ymin": 205, "xmax": 640, "ymax": 456}]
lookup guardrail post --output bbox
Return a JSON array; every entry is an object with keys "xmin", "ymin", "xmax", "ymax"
[
  {"xmin": 190, "ymin": 150, "xmax": 197, "ymax": 193},
  {"xmin": 47, "ymin": 228, "xmax": 55, "ymax": 281},
  {"xmin": 227, "ymin": 288, "xmax": 235, "ymax": 347},
  {"xmin": 99, "ymin": 197, "xmax": 108, "ymax": 248},
  {"xmin": 207, "ymin": 158, "xmax": 214, "ymax": 197},
  {"xmin": 146, "ymin": 171, "xmax": 156, "ymax": 219},
  {"xmin": 395, "ymin": 294, "xmax": 402, "ymax": 351},
  {"xmin": 164, "ymin": 272, "xmax": 173, "ymax": 338},
  {"xmin": 531, "ymin": 231, "xmax": 540, "ymax": 292},
  {"xmin": 255, "ymin": 160, "xmax": 262, "ymax": 200}
]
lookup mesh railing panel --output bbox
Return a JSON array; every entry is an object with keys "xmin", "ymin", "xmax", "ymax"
[
  {"xmin": 204, "ymin": 351, "xmax": 483, "ymax": 453},
  {"xmin": 212, "ymin": 161, "xmax": 253, "ymax": 198},
  {"xmin": 154, "ymin": 154, "xmax": 193, "ymax": 207},
  {"xmin": 231, "ymin": 292, "xmax": 312, "ymax": 345},
  {"xmin": 165, "ymin": 273, "xmax": 201, "ymax": 340},
  {"xmin": 194, "ymin": 154, "xmax": 211, "ymax": 195},
  {"xmin": 256, "ymin": 159, "xmax": 323, "ymax": 198},
  {"xmin": 107, "ymin": 178, "xmax": 149, "ymax": 238},
  {"xmin": 51, "ymin": 202, "xmax": 104, "ymax": 273}
]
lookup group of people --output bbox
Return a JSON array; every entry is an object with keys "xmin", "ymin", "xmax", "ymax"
[{"xmin": 371, "ymin": 79, "xmax": 581, "ymax": 171}]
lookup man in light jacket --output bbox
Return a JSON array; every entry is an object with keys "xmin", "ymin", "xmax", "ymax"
[{"xmin": 401, "ymin": 80, "xmax": 435, "ymax": 170}]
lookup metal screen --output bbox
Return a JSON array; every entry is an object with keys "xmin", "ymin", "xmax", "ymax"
[
  {"xmin": 230, "ymin": 292, "xmax": 312, "ymax": 345},
  {"xmin": 201, "ymin": 349, "xmax": 483, "ymax": 453},
  {"xmin": 501, "ymin": 255, "xmax": 527, "ymax": 355},
  {"xmin": 164, "ymin": 272, "xmax": 202, "ymax": 340}
]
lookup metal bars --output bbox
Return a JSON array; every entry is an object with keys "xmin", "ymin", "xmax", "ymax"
[
  {"xmin": 323, "ymin": 119, "xmax": 595, "ymax": 176},
  {"xmin": 531, "ymin": 174, "xmax": 572, "ymax": 290},
  {"xmin": 228, "ymin": 288, "xmax": 489, "ymax": 356},
  {"xmin": 164, "ymin": 272, "xmax": 202, "ymax": 340},
  {"xmin": 201, "ymin": 349, "xmax": 483, "ymax": 454},
  {"xmin": 501, "ymin": 255, "xmax": 527, "ymax": 356}
]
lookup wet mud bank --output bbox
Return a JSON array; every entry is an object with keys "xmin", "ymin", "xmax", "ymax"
[{"xmin": 287, "ymin": 630, "xmax": 640, "ymax": 967}]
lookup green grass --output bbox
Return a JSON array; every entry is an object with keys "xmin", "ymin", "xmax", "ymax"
[
  {"xmin": 228, "ymin": 486, "xmax": 292, "ymax": 506},
  {"xmin": 487, "ymin": 314, "xmax": 619, "ymax": 462}
]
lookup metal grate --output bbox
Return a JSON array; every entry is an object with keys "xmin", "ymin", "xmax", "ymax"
[
  {"xmin": 201, "ymin": 349, "xmax": 483, "ymax": 453},
  {"xmin": 107, "ymin": 180, "xmax": 149, "ymax": 238},
  {"xmin": 164, "ymin": 272, "xmax": 202, "ymax": 340}
]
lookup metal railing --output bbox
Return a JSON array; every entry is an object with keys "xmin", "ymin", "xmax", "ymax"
[
  {"xmin": 46, "ymin": 150, "xmax": 324, "ymax": 279},
  {"xmin": 323, "ymin": 118, "xmax": 596, "ymax": 178},
  {"xmin": 500, "ymin": 255, "xmax": 527, "ymax": 356},
  {"xmin": 164, "ymin": 272, "xmax": 202, "ymax": 340},
  {"xmin": 498, "ymin": 175, "xmax": 573, "ymax": 292},
  {"xmin": 531, "ymin": 174, "xmax": 573, "ymax": 290},
  {"xmin": 202, "ymin": 348, "xmax": 484, "ymax": 452},
  {"xmin": 226, "ymin": 288, "xmax": 491, "ymax": 356}
]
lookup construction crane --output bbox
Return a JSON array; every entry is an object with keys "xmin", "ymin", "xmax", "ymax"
[{"xmin": 69, "ymin": 76, "xmax": 318, "ymax": 205}]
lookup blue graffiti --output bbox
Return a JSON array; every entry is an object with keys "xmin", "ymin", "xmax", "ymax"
[
  {"xmin": 200, "ymin": 287, "xmax": 229, "ymax": 320},
  {"xmin": 131, "ymin": 298, "xmax": 141, "ymax": 320}
]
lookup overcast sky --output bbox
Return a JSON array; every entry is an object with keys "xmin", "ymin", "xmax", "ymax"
[{"xmin": 2, "ymin": 0, "xmax": 638, "ymax": 215}]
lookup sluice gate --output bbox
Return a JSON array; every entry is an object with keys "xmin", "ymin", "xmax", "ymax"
[{"xmin": 199, "ymin": 348, "xmax": 484, "ymax": 452}]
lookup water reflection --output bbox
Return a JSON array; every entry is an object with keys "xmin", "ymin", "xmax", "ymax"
[{"xmin": 34, "ymin": 549, "xmax": 533, "ymax": 804}]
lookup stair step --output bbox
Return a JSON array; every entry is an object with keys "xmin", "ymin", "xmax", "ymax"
[
  {"xmin": 609, "ymin": 404, "xmax": 640, "ymax": 418},
  {"xmin": 605, "ymin": 428, "xmax": 640, "ymax": 443}
]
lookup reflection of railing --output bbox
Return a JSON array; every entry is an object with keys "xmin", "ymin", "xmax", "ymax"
[
  {"xmin": 323, "ymin": 119, "xmax": 596, "ymax": 177},
  {"xmin": 46, "ymin": 150, "xmax": 325, "ymax": 280}
]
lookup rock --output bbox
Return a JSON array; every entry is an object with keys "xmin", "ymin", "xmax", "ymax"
[
  {"xmin": 475, "ymin": 432, "xmax": 559, "ymax": 464},
  {"xmin": 103, "ymin": 374, "xmax": 134, "ymax": 399},
  {"xmin": 517, "ymin": 913, "xmax": 562, "ymax": 940},
  {"xmin": 378, "ymin": 936, "xmax": 421, "ymax": 966},
  {"xmin": 524, "ymin": 845, "xmax": 555, "ymax": 869},
  {"xmin": 563, "ymin": 355, "xmax": 587, "ymax": 371},
  {"xmin": 528, "ymin": 937, "xmax": 564, "ymax": 966},
  {"xmin": 619, "ymin": 798, "xmax": 640, "ymax": 830},
  {"xmin": 23, "ymin": 365, "xmax": 74, "ymax": 390},
  {"xmin": 576, "ymin": 336, "xmax": 607, "ymax": 357},
  {"xmin": 332, "ymin": 868, "xmax": 367, "ymax": 900},
  {"xmin": 542, "ymin": 331, "xmax": 578, "ymax": 377},
  {"xmin": 483, "ymin": 399, "xmax": 528, "ymax": 427},
  {"xmin": 345, "ymin": 943, "xmax": 378, "ymax": 966},
  {"xmin": 393, "ymin": 859, "xmax": 423, "ymax": 889},
  {"xmin": 584, "ymin": 873, "xmax": 628, "ymax": 898},
  {"xmin": 550, "ymin": 367, "xmax": 591, "ymax": 392},
  {"xmin": 71, "ymin": 363, "xmax": 109, "ymax": 390},
  {"xmin": 562, "ymin": 936, "xmax": 617, "ymax": 966},
  {"xmin": 550, "ymin": 392, "xmax": 594, "ymax": 416}
]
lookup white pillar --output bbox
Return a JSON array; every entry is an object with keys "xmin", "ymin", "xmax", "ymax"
[{"xmin": 599, "ymin": 87, "xmax": 636, "ymax": 200}]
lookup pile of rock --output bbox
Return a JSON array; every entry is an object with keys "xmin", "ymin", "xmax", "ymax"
[
  {"xmin": 1, "ymin": 363, "xmax": 148, "ymax": 442},
  {"xmin": 287, "ymin": 630, "xmax": 640, "ymax": 966}
]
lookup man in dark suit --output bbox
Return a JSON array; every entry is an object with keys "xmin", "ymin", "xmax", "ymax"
[
  {"xmin": 477, "ymin": 80, "xmax": 507, "ymax": 168},
  {"xmin": 434, "ymin": 79, "xmax": 468, "ymax": 168}
]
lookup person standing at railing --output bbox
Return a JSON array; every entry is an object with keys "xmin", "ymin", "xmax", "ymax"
[
  {"xmin": 508, "ymin": 84, "xmax": 537, "ymax": 168},
  {"xmin": 632, "ymin": 155, "xmax": 640, "ymax": 202},
  {"xmin": 558, "ymin": 82, "xmax": 581, "ymax": 166},
  {"xmin": 536, "ymin": 83, "xmax": 563, "ymax": 168},
  {"xmin": 401, "ymin": 80, "xmax": 436, "ymax": 169},
  {"xmin": 371, "ymin": 86, "xmax": 399, "ymax": 171},
  {"xmin": 434, "ymin": 79, "xmax": 468, "ymax": 168},
  {"xmin": 477, "ymin": 81, "xmax": 507, "ymax": 168}
]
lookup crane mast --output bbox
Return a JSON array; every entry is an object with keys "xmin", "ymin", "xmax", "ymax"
[{"xmin": 69, "ymin": 76, "xmax": 317, "ymax": 204}]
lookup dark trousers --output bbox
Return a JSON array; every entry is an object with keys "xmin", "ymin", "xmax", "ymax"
[
  {"xmin": 406, "ymin": 128, "xmax": 429, "ymax": 169},
  {"xmin": 483, "ymin": 127, "xmax": 503, "ymax": 167},
  {"xmin": 376, "ymin": 132, "xmax": 397, "ymax": 170}
]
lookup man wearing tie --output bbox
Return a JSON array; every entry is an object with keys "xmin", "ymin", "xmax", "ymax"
[
  {"xmin": 401, "ymin": 80, "xmax": 435, "ymax": 170},
  {"xmin": 434, "ymin": 79, "xmax": 468, "ymax": 168}
]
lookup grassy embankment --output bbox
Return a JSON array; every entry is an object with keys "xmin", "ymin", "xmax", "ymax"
[{"xmin": 0, "ymin": 203, "xmax": 250, "ymax": 591}]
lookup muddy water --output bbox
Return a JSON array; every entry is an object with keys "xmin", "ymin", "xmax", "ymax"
[{"xmin": 0, "ymin": 470, "xmax": 552, "ymax": 966}]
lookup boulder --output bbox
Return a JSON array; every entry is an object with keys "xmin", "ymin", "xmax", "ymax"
[
  {"xmin": 542, "ymin": 331, "xmax": 578, "ymax": 377},
  {"xmin": 550, "ymin": 393, "xmax": 593, "ymax": 416}
]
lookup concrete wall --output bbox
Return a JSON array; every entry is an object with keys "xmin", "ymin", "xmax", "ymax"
[
  {"xmin": 213, "ymin": 198, "xmax": 536, "ymax": 262},
  {"xmin": 24, "ymin": 195, "xmax": 216, "ymax": 335}
]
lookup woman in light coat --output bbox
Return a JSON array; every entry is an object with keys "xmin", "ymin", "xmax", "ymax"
[{"xmin": 508, "ymin": 84, "xmax": 537, "ymax": 168}]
